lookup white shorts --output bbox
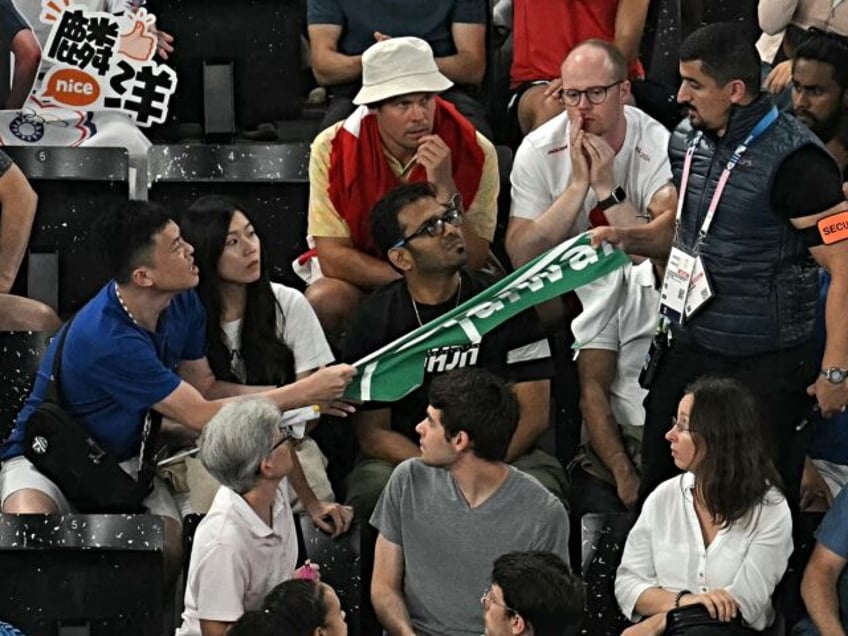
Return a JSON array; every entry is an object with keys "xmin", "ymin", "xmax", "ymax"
[{"xmin": 0, "ymin": 455, "xmax": 181, "ymax": 523}]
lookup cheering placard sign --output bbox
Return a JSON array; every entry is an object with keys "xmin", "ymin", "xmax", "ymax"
[{"xmin": 35, "ymin": 0, "xmax": 176, "ymax": 126}]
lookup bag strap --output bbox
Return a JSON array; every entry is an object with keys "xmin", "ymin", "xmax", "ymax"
[
  {"xmin": 43, "ymin": 314, "xmax": 77, "ymax": 405},
  {"xmin": 136, "ymin": 410, "xmax": 162, "ymax": 492}
]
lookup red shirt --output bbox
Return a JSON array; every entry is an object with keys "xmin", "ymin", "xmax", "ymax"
[{"xmin": 510, "ymin": 0, "xmax": 643, "ymax": 88}]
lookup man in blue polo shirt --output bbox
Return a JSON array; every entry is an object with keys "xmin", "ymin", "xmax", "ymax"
[
  {"xmin": 797, "ymin": 486, "xmax": 848, "ymax": 634},
  {"xmin": 0, "ymin": 201, "xmax": 356, "ymax": 582}
]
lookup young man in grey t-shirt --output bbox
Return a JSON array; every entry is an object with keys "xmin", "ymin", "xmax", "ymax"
[{"xmin": 370, "ymin": 368, "xmax": 570, "ymax": 636}]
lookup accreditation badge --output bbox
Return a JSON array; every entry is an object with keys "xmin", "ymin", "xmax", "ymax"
[
  {"xmin": 684, "ymin": 255, "xmax": 714, "ymax": 319},
  {"xmin": 659, "ymin": 246, "xmax": 696, "ymax": 324}
]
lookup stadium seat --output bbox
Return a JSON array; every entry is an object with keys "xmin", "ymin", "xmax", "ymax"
[
  {"xmin": 298, "ymin": 514, "xmax": 362, "ymax": 636},
  {"xmin": 0, "ymin": 331, "xmax": 52, "ymax": 452},
  {"xmin": 4, "ymin": 147, "xmax": 131, "ymax": 316},
  {"xmin": 147, "ymin": 143, "xmax": 311, "ymax": 289},
  {"xmin": 580, "ymin": 512, "xmax": 636, "ymax": 635},
  {"xmin": 0, "ymin": 513, "xmax": 164, "ymax": 636}
]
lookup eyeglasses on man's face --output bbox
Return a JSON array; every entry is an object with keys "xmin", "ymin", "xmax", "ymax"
[
  {"xmin": 256, "ymin": 426, "xmax": 294, "ymax": 475},
  {"xmin": 480, "ymin": 587, "xmax": 519, "ymax": 616},
  {"xmin": 559, "ymin": 80, "xmax": 624, "ymax": 106},
  {"xmin": 270, "ymin": 426, "xmax": 294, "ymax": 453},
  {"xmin": 391, "ymin": 195, "xmax": 464, "ymax": 250}
]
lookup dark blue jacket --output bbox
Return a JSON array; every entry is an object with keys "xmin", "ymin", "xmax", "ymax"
[{"xmin": 668, "ymin": 94, "xmax": 819, "ymax": 355}]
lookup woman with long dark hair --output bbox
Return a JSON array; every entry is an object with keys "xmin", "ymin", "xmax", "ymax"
[
  {"xmin": 183, "ymin": 195, "xmax": 339, "ymax": 391},
  {"xmin": 615, "ymin": 376, "xmax": 793, "ymax": 635},
  {"xmin": 179, "ymin": 195, "xmax": 354, "ymax": 518}
]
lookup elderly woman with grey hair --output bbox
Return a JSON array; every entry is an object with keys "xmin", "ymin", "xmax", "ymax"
[{"xmin": 176, "ymin": 398, "xmax": 353, "ymax": 636}]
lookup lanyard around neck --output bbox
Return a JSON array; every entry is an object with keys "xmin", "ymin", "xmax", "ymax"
[{"xmin": 674, "ymin": 107, "xmax": 779, "ymax": 247}]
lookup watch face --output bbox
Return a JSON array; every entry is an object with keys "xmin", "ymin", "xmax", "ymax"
[
  {"xmin": 613, "ymin": 186, "xmax": 626, "ymax": 202},
  {"xmin": 825, "ymin": 368, "xmax": 848, "ymax": 382},
  {"xmin": 598, "ymin": 187, "xmax": 627, "ymax": 210}
]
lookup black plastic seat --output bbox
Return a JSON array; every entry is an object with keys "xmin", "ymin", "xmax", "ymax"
[
  {"xmin": 0, "ymin": 331, "xmax": 52, "ymax": 451},
  {"xmin": 0, "ymin": 513, "xmax": 164, "ymax": 636},
  {"xmin": 580, "ymin": 512, "xmax": 636, "ymax": 635},
  {"xmin": 147, "ymin": 143, "xmax": 311, "ymax": 290},
  {"xmin": 4, "ymin": 147, "xmax": 130, "ymax": 316},
  {"xmin": 298, "ymin": 514, "xmax": 362, "ymax": 636}
]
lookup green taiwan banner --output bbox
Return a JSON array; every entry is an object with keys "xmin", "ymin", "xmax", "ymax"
[{"xmin": 345, "ymin": 232, "xmax": 629, "ymax": 402}]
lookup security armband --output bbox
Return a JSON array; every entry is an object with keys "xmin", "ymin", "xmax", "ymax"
[{"xmin": 815, "ymin": 209, "xmax": 848, "ymax": 246}]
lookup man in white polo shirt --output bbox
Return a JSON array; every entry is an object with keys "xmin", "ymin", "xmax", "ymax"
[{"xmin": 570, "ymin": 259, "xmax": 659, "ymax": 515}]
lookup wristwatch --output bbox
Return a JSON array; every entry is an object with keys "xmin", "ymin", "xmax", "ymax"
[
  {"xmin": 597, "ymin": 186, "xmax": 627, "ymax": 210},
  {"xmin": 821, "ymin": 367, "xmax": 848, "ymax": 383}
]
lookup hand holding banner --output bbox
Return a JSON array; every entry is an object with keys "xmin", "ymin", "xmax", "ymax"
[{"xmin": 346, "ymin": 232, "xmax": 629, "ymax": 402}]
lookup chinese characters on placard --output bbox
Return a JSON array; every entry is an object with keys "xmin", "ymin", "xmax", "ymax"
[{"xmin": 37, "ymin": 0, "xmax": 176, "ymax": 126}]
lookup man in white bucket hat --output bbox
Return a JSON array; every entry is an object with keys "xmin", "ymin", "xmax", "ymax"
[{"xmin": 304, "ymin": 36, "xmax": 499, "ymax": 339}]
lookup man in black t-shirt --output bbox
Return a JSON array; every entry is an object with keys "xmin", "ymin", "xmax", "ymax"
[
  {"xmin": 789, "ymin": 34, "xmax": 848, "ymax": 510},
  {"xmin": 342, "ymin": 182, "xmax": 566, "ymax": 519},
  {"xmin": 791, "ymin": 33, "xmax": 848, "ymax": 185}
]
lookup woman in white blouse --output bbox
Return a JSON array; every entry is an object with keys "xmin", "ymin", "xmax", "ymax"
[{"xmin": 615, "ymin": 376, "xmax": 793, "ymax": 635}]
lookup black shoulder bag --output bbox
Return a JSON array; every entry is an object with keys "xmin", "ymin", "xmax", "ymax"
[
  {"xmin": 23, "ymin": 317, "xmax": 161, "ymax": 513},
  {"xmin": 664, "ymin": 603, "xmax": 748, "ymax": 635}
]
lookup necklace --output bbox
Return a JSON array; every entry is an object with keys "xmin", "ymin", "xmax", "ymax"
[
  {"xmin": 115, "ymin": 282, "xmax": 140, "ymax": 326},
  {"xmin": 411, "ymin": 277, "xmax": 462, "ymax": 327}
]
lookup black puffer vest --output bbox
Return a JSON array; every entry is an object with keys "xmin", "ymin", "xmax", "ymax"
[{"xmin": 668, "ymin": 95, "xmax": 819, "ymax": 356}]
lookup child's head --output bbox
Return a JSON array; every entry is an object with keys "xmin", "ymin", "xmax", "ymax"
[{"xmin": 264, "ymin": 579, "xmax": 347, "ymax": 636}]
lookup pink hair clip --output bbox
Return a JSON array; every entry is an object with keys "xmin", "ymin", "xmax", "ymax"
[{"xmin": 294, "ymin": 560, "xmax": 321, "ymax": 582}]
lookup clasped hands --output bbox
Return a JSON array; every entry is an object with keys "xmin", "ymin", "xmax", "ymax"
[{"xmin": 568, "ymin": 114, "xmax": 616, "ymax": 202}]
